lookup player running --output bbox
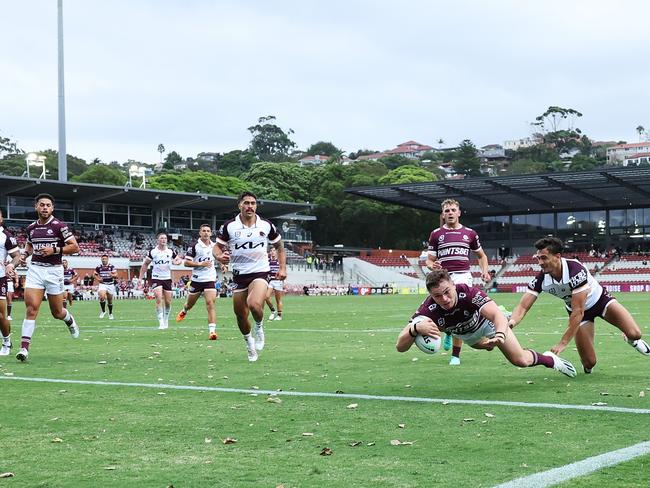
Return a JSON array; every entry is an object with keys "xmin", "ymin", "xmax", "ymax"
[
  {"xmin": 176, "ymin": 224, "xmax": 219, "ymax": 340},
  {"xmin": 94, "ymin": 254, "xmax": 118, "ymax": 320},
  {"xmin": 214, "ymin": 192, "xmax": 286, "ymax": 361},
  {"xmin": 0, "ymin": 209, "xmax": 21, "ymax": 356},
  {"xmin": 508, "ymin": 236, "xmax": 650, "ymax": 373},
  {"xmin": 139, "ymin": 232, "xmax": 182, "ymax": 329},
  {"xmin": 16, "ymin": 194, "xmax": 80, "ymax": 361},
  {"xmin": 396, "ymin": 269, "xmax": 577, "ymax": 378},
  {"xmin": 265, "ymin": 247, "xmax": 285, "ymax": 321},
  {"xmin": 62, "ymin": 259, "xmax": 79, "ymax": 309}
]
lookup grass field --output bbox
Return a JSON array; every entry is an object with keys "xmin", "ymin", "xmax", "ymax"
[{"xmin": 1, "ymin": 292, "xmax": 649, "ymax": 487}]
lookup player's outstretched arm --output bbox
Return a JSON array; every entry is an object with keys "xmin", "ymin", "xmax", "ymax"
[
  {"xmin": 507, "ymin": 292, "xmax": 537, "ymax": 329},
  {"xmin": 273, "ymin": 240, "xmax": 287, "ymax": 280},
  {"xmin": 551, "ymin": 290, "xmax": 587, "ymax": 355},
  {"xmin": 396, "ymin": 316, "xmax": 439, "ymax": 352}
]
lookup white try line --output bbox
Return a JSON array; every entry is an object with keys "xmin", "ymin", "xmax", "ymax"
[
  {"xmin": 1, "ymin": 376, "xmax": 649, "ymax": 415},
  {"xmin": 493, "ymin": 440, "xmax": 650, "ymax": 488}
]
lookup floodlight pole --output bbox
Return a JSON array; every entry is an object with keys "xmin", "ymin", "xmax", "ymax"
[{"xmin": 57, "ymin": 0, "xmax": 68, "ymax": 182}]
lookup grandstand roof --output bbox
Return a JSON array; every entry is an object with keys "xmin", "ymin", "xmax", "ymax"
[
  {"xmin": 0, "ymin": 175, "xmax": 311, "ymax": 219},
  {"xmin": 345, "ymin": 166, "xmax": 650, "ymax": 217}
]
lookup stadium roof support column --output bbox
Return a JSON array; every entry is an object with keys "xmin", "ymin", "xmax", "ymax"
[{"xmin": 57, "ymin": 0, "xmax": 68, "ymax": 182}]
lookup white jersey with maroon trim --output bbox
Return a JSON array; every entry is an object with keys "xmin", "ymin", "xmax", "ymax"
[
  {"xmin": 216, "ymin": 214, "xmax": 281, "ymax": 276},
  {"xmin": 185, "ymin": 239, "xmax": 216, "ymax": 282},
  {"xmin": 147, "ymin": 247, "xmax": 177, "ymax": 280},
  {"xmin": 526, "ymin": 257, "xmax": 602, "ymax": 311},
  {"xmin": 0, "ymin": 226, "xmax": 20, "ymax": 279}
]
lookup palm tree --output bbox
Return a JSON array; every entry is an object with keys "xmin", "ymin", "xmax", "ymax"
[
  {"xmin": 157, "ymin": 144, "xmax": 165, "ymax": 164},
  {"xmin": 636, "ymin": 126, "xmax": 646, "ymax": 142}
]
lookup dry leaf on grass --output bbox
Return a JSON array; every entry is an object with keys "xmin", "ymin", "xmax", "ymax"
[
  {"xmin": 52, "ymin": 438, "xmax": 64, "ymax": 443},
  {"xmin": 104, "ymin": 466, "xmax": 117, "ymax": 470},
  {"xmin": 320, "ymin": 447, "xmax": 333, "ymax": 456},
  {"xmin": 367, "ymin": 442, "xmax": 375, "ymax": 446},
  {"xmin": 97, "ymin": 361, "xmax": 107, "ymax": 364},
  {"xmin": 267, "ymin": 396, "xmax": 282, "ymax": 404},
  {"xmin": 462, "ymin": 418, "xmax": 475, "ymax": 422},
  {"xmin": 222, "ymin": 437, "xmax": 237, "ymax": 444},
  {"xmin": 349, "ymin": 441, "xmax": 362, "ymax": 447},
  {"xmin": 484, "ymin": 413, "xmax": 495, "ymax": 418},
  {"xmin": 302, "ymin": 432, "xmax": 314, "ymax": 436},
  {"xmin": 398, "ymin": 424, "xmax": 405, "ymax": 428},
  {"xmin": 346, "ymin": 403, "xmax": 358, "ymax": 409},
  {"xmin": 592, "ymin": 402, "xmax": 608, "ymax": 406},
  {"xmin": 0, "ymin": 473, "xmax": 15, "ymax": 478},
  {"xmin": 640, "ymin": 391, "xmax": 645, "ymax": 398},
  {"xmin": 390, "ymin": 439, "xmax": 414, "ymax": 446},
  {"xmin": 204, "ymin": 438, "xmax": 212, "ymax": 443}
]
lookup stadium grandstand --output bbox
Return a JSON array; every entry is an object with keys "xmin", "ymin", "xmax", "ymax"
[{"xmin": 4, "ymin": 166, "xmax": 650, "ymax": 295}]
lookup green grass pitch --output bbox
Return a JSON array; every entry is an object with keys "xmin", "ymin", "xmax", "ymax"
[{"xmin": 1, "ymin": 293, "xmax": 649, "ymax": 487}]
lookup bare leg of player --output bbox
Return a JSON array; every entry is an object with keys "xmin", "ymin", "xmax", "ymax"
[
  {"xmin": 177, "ymin": 292, "xmax": 200, "ymax": 322},
  {"xmin": 204, "ymin": 289, "xmax": 217, "ymax": 340},
  {"xmin": 574, "ymin": 323, "xmax": 597, "ymax": 373},
  {"xmin": 0, "ymin": 300, "xmax": 11, "ymax": 356},
  {"xmin": 233, "ymin": 290, "xmax": 257, "ymax": 361},
  {"xmin": 475, "ymin": 330, "xmax": 576, "ymax": 377},
  {"xmin": 602, "ymin": 301, "xmax": 650, "ymax": 356},
  {"xmin": 162, "ymin": 290, "xmax": 173, "ymax": 328},
  {"xmin": 247, "ymin": 279, "xmax": 268, "ymax": 352},
  {"xmin": 273, "ymin": 289, "xmax": 284, "ymax": 320},
  {"xmin": 153, "ymin": 286, "xmax": 165, "ymax": 329}
]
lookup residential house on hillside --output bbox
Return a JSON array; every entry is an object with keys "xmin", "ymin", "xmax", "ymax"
[
  {"xmin": 624, "ymin": 152, "xmax": 650, "ymax": 167},
  {"xmin": 607, "ymin": 142, "xmax": 650, "ymax": 165}
]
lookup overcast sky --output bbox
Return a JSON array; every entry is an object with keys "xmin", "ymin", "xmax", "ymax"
[{"xmin": 2, "ymin": 0, "xmax": 649, "ymax": 165}]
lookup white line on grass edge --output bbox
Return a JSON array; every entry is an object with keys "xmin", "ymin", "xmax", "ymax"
[
  {"xmin": 1, "ymin": 375, "xmax": 649, "ymax": 414},
  {"xmin": 492, "ymin": 440, "xmax": 650, "ymax": 488}
]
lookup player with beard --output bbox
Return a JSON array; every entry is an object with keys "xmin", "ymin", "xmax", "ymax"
[
  {"xmin": 214, "ymin": 192, "xmax": 286, "ymax": 361},
  {"xmin": 16, "ymin": 194, "xmax": 80, "ymax": 361}
]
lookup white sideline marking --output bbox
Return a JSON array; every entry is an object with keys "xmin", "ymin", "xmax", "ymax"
[
  {"xmin": 493, "ymin": 441, "xmax": 650, "ymax": 488},
  {"xmin": 1, "ymin": 376, "xmax": 649, "ymax": 414}
]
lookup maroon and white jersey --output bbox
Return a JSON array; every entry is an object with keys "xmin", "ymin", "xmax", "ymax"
[
  {"xmin": 63, "ymin": 267, "xmax": 77, "ymax": 285},
  {"xmin": 185, "ymin": 239, "xmax": 216, "ymax": 282},
  {"xmin": 216, "ymin": 214, "xmax": 281, "ymax": 276},
  {"xmin": 427, "ymin": 225, "xmax": 482, "ymax": 273},
  {"xmin": 26, "ymin": 216, "xmax": 74, "ymax": 267},
  {"xmin": 268, "ymin": 257, "xmax": 281, "ymax": 280},
  {"xmin": 526, "ymin": 258, "xmax": 603, "ymax": 311},
  {"xmin": 147, "ymin": 247, "xmax": 177, "ymax": 280},
  {"xmin": 0, "ymin": 226, "xmax": 20, "ymax": 279},
  {"xmin": 412, "ymin": 284, "xmax": 492, "ymax": 335},
  {"xmin": 95, "ymin": 264, "xmax": 116, "ymax": 285}
]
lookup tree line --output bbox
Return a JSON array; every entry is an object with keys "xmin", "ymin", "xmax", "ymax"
[{"xmin": 0, "ymin": 109, "xmax": 643, "ymax": 248}]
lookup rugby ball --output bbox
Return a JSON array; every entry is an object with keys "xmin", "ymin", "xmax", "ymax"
[{"xmin": 414, "ymin": 333, "xmax": 441, "ymax": 354}]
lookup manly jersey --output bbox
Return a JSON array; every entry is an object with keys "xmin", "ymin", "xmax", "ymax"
[
  {"xmin": 63, "ymin": 267, "xmax": 77, "ymax": 285},
  {"xmin": 26, "ymin": 215, "xmax": 74, "ymax": 267},
  {"xmin": 427, "ymin": 225, "xmax": 481, "ymax": 273},
  {"xmin": 526, "ymin": 257, "xmax": 603, "ymax": 311},
  {"xmin": 0, "ymin": 226, "xmax": 20, "ymax": 279},
  {"xmin": 412, "ymin": 284, "xmax": 492, "ymax": 335},
  {"xmin": 95, "ymin": 264, "xmax": 116, "ymax": 285},
  {"xmin": 268, "ymin": 257, "xmax": 281, "ymax": 280},
  {"xmin": 185, "ymin": 239, "xmax": 216, "ymax": 282},
  {"xmin": 147, "ymin": 247, "xmax": 177, "ymax": 280},
  {"xmin": 216, "ymin": 214, "xmax": 281, "ymax": 276}
]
